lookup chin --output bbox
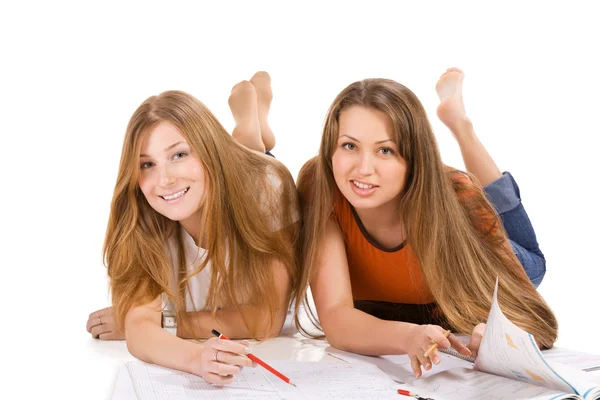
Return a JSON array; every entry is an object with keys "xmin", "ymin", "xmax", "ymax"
[
  {"xmin": 152, "ymin": 208, "xmax": 193, "ymax": 222},
  {"xmin": 346, "ymin": 196, "xmax": 381, "ymax": 210}
]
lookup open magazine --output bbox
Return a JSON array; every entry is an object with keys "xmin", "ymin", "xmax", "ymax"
[
  {"xmin": 328, "ymin": 278, "xmax": 600, "ymax": 399},
  {"xmin": 403, "ymin": 279, "xmax": 600, "ymax": 400}
]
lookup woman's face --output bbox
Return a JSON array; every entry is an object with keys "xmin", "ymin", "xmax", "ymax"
[
  {"xmin": 138, "ymin": 121, "xmax": 207, "ymax": 223},
  {"xmin": 332, "ymin": 106, "xmax": 408, "ymax": 213}
]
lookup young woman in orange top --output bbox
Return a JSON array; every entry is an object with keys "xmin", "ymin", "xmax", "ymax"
[{"xmin": 295, "ymin": 68, "xmax": 557, "ymax": 377}]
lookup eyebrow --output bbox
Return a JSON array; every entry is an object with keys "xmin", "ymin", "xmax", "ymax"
[
  {"xmin": 339, "ymin": 134, "xmax": 393, "ymax": 145},
  {"xmin": 140, "ymin": 141, "xmax": 186, "ymax": 158}
]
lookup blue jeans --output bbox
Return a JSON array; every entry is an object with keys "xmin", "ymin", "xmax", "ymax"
[{"xmin": 484, "ymin": 172, "xmax": 545, "ymax": 287}]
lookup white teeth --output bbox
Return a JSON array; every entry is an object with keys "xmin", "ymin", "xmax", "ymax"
[
  {"xmin": 353, "ymin": 181, "xmax": 374, "ymax": 190},
  {"xmin": 162, "ymin": 188, "xmax": 188, "ymax": 200}
]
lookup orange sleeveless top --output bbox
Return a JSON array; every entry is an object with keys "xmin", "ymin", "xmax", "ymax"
[{"xmin": 331, "ymin": 170, "xmax": 498, "ymax": 304}]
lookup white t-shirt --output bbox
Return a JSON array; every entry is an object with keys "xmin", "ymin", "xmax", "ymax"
[{"xmin": 162, "ymin": 227, "xmax": 212, "ymax": 312}]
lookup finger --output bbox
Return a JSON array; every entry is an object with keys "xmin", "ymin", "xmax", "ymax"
[
  {"xmin": 88, "ymin": 307, "xmax": 113, "ymax": 320},
  {"xmin": 448, "ymin": 333, "xmax": 472, "ymax": 356},
  {"xmin": 211, "ymin": 361, "xmax": 242, "ymax": 376},
  {"xmin": 214, "ymin": 351, "xmax": 253, "ymax": 368},
  {"xmin": 469, "ymin": 323, "xmax": 486, "ymax": 358},
  {"xmin": 91, "ymin": 323, "xmax": 112, "ymax": 339},
  {"xmin": 204, "ymin": 372, "xmax": 235, "ymax": 385},
  {"xmin": 416, "ymin": 350, "xmax": 432, "ymax": 371},
  {"xmin": 410, "ymin": 356, "xmax": 422, "ymax": 378},
  {"xmin": 98, "ymin": 324, "xmax": 125, "ymax": 340},
  {"xmin": 86, "ymin": 316, "xmax": 103, "ymax": 332},
  {"xmin": 98, "ymin": 332, "xmax": 121, "ymax": 341},
  {"xmin": 212, "ymin": 338, "xmax": 252, "ymax": 356},
  {"xmin": 427, "ymin": 347, "xmax": 442, "ymax": 365},
  {"xmin": 427, "ymin": 328, "xmax": 451, "ymax": 350}
]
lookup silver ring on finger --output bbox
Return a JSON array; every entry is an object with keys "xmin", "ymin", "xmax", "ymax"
[
  {"xmin": 99, "ymin": 316, "xmax": 102, "ymax": 325},
  {"xmin": 213, "ymin": 349, "xmax": 220, "ymax": 362}
]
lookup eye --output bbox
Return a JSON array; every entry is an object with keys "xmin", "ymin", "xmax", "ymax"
[
  {"xmin": 342, "ymin": 143, "xmax": 356, "ymax": 151},
  {"xmin": 173, "ymin": 151, "xmax": 187, "ymax": 160},
  {"xmin": 140, "ymin": 161, "xmax": 154, "ymax": 169},
  {"xmin": 379, "ymin": 147, "xmax": 394, "ymax": 156}
]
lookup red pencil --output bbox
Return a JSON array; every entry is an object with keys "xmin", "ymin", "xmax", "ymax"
[
  {"xmin": 211, "ymin": 329, "xmax": 297, "ymax": 387},
  {"xmin": 397, "ymin": 388, "xmax": 434, "ymax": 399}
]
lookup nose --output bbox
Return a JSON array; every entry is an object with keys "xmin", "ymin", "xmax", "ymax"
[
  {"xmin": 158, "ymin": 165, "xmax": 176, "ymax": 187},
  {"xmin": 358, "ymin": 152, "xmax": 375, "ymax": 176}
]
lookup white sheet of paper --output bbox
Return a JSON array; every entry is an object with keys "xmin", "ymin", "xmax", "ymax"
[
  {"xmin": 543, "ymin": 348, "xmax": 600, "ymax": 372},
  {"xmin": 327, "ymin": 347, "xmax": 473, "ymax": 383},
  {"xmin": 125, "ymin": 360, "xmax": 401, "ymax": 399},
  {"xmin": 405, "ymin": 367, "xmax": 580, "ymax": 400}
]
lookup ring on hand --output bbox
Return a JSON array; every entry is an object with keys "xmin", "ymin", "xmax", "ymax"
[
  {"xmin": 213, "ymin": 350, "xmax": 220, "ymax": 362},
  {"xmin": 99, "ymin": 316, "xmax": 102, "ymax": 325}
]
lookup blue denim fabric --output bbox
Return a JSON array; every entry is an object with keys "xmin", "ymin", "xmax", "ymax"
[{"xmin": 484, "ymin": 172, "xmax": 545, "ymax": 287}]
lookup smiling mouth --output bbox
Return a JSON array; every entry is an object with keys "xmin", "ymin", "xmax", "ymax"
[
  {"xmin": 160, "ymin": 187, "xmax": 189, "ymax": 201},
  {"xmin": 352, "ymin": 180, "xmax": 377, "ymax": 189}
]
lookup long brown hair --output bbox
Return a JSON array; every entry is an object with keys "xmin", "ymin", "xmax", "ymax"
[
  {"xmin": 295, "ymin": 79, "xmax": 557, "ymax": 348},
  {"xmin": 105, "ymin": 90, "xmax": 299, "ymax": 338}
]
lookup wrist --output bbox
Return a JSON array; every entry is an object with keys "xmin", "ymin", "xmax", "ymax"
[
  {"xmin": 184, "ymin": 342, "xmax": 204, "ymax": 376},
  {"xmin": 395, "ymin": 321, "xmax": 419, "ymax": 354}
]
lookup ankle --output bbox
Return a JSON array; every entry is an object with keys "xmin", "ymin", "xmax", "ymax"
[{"xmin": 450, "ymin": 118, "xmax": 475, "ymax": 142}]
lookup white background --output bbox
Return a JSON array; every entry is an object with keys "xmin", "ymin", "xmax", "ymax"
[{"xmin": 1, "ymin": 1, "xmax": 598, "ymax": 398}]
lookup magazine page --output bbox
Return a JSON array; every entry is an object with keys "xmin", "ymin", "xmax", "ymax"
[{"xmin": 475, "ymin": 279, "xmax": 579, "ymax": 395}]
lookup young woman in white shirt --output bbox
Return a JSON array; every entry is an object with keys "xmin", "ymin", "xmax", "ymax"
[{"xmin": 85, "ymin": 72, "xmax": 299, "ymax": 385}]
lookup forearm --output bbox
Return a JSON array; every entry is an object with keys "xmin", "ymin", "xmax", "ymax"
[
  {"xmin": 454, "ymin": 121, "xmax": 502, "ymax": 187},
  {"xmin": 125, "ymin": 316, "xmax": 202, "ymax": 374},
  {"xmin": 179, "ymin": 304, "xmax": 287, "ymax": 340},
  {"xmin": 322, "ymin": 304, "xmax": 417, "ymax": 356}
]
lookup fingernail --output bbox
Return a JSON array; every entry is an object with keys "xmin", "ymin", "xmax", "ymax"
[
  {"xmin": 245, "ymin": 347, "xmax": 252, "ymax": 354},
  {"xmin": 433, "ymin": 357, "xmax": 440, "ymax": 365},
  {"xmin": 415, "ymin": 371, "xmax": 421, "ymax": 377}
]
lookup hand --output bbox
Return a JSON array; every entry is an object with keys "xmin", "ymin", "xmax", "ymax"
[
  {"xmin": 467, "ymin": 323, "xmax": 486, "ymax": 358},
  {"xmin": 86, "ymin": 307, "xmax": 125, "ymax": 340},
  {"xmin": 406, "ymin": 324, "xmax": 472, "ymax": 377},
  {"xmin": 192, "ymin": 337, "xmax": 255, "ymax": 385}
]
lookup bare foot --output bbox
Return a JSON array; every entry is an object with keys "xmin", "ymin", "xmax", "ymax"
[
  {"xmin": 250, "ymin": 71, "xmax": 276, "ymax": 151},
  {"xmin": 228, "ymin": 80, "xmax": 264, "ymax": 152},
  {"xmin": 436, "ymin": 68, "xmax": 471, "ymax": 137}
]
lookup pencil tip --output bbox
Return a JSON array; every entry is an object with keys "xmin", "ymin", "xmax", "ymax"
[{"xmin": 289, "ymin": 382, "xmax": 297, "ymax": 387}]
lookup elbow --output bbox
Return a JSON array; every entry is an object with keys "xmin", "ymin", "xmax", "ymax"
[
  {"xmin": 320, "ymin": 317, "xmax": 350, "ymax": 352},
  {"xmin": 324, "ymin": 328, "xmax": 352, "ymax": 352},
  {"xmin": 125, "ymin": 334, "xmax": 146, "ymax": 362}
]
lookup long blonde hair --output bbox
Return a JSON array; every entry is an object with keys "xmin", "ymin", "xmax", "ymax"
[
  {"xmin": 295, "ymin": 79, "xmax": 557, "ymax": 348},
  {"xmin": 105, "ymin": 90, "xmax": 299, "ymax": 338}
]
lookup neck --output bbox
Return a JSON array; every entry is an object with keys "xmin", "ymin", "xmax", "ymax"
[
  {"xmin": 353, "ymin": 197, "xmax": 403, "ymax": 231},
  {"xmin": 179, "ymin": 214, "xmax": 205, "ymax": 248}
]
